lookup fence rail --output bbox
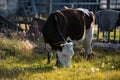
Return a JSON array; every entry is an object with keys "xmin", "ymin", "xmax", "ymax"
[
  {"xmin": 35, "ymin": 1, "xmax": 120, "ymax": 14},
  {"xmin": 0, "ymin": 0, "xmax": 119, "ymax": 44}
]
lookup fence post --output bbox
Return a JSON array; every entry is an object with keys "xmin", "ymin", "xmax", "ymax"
[
  {"xmin": 49, "ymin": 0, "xmax": 52, "ymax": 14},
  {"xmin": 114, "ymin": 29, "xmax": 116, "ymax": 43},
  {"xmin": 107, "ymin": 0, "xmax": 110, "ymax": 9},
  {"xmin": 31, "ymin": 0, "xmax": 38, "ymax": 17},
  {"xmin": 107, "ymin": 0, "xmax": 110, "ymax": 42},
  {"xmin": 119, "ymin": 27, "xmax": 120, "ymax": 43},
  {"xmin": 71, "ymin": 3, "xmax": 74, "ymax": 8},
  {"xmin": 97, "ymin": 27, "xmax": 100, "ymax": 40}
]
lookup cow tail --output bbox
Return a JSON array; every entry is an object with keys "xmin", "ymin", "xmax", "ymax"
[{"xmin": 55, "ymin": 14, "xmax": 66, "ymax": 42}]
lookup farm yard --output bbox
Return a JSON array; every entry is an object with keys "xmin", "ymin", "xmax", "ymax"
[
  {"xmin": 0, "ymin": 0, "xmax": 120, "ymax": 80},
  {"xmin": 0, "ymin": 38, "xmax": 120, "ymax": 80}
]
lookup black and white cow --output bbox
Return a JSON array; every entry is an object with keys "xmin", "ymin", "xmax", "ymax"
[{"xmin": 42, "ymin": 8, "xmax": 94, "ymax": 67}]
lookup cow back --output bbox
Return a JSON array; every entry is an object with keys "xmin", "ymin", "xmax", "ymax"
[
  {"xmin": 42, "ymin": 9, "xmax": 93, "ymax": 50},
  {"xmin": 60, "ymin": 9, "xmax": 85, "ymax": 40}
]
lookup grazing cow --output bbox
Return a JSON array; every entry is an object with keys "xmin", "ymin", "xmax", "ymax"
[{"xmin": 42, "ymin": 8, "xmax": 94, "ymax": 67}]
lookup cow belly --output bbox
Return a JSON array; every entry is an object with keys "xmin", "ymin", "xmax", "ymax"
[{"xmin": 71, "ymin": 26, "xmax": 94, "ymax": 45}]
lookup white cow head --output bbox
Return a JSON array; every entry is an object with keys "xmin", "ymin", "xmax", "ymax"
[{"xmin": 57, "ymin": 41, "xmax": 74, "ymax": 67}]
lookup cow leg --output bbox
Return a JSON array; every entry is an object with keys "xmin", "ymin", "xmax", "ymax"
[
  {"xmin": 83, "ymin": 41, "xmax": 92, "ymax": 60},
  {"xmin": 47, "ymin": 51, "xmax": 53, "ymax": 64},
  {"xmin": 47, "ymin": 52, "xmax": 51, "ymax": 64},
  {"xmin": 55, "ymin": 54, "xmax": 59, "ymax": 66},
  {"xmin": 45, "ymin": 44, "xmax": 53, "ymax": 64},
  {"xmin": 82, "ymin": 26, "xmax": 94, "ymax": 60}
]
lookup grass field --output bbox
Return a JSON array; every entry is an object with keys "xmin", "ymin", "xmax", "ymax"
[
  {"xmin": 94, "ymin": 26, "xmax": 120, "ymax": 41},
  {"xmin": 0, "ymin": 38, "xmax": 120, "ymax": 80}
]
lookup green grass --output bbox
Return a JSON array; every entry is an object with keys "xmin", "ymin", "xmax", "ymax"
[
  {"xmin": 98, "ymin": 31, "xmax": 120, "ymax": 40},
  {"xmin": 94, "ymin": 27, "xmax": 120, "ymax": 41},
  {"xmin": 0, "ymin": 38, "xmax": 120, "ymax": 80}
]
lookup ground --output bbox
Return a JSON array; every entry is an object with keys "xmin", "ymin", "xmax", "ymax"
[{"xmin": 0, "ymin": 38, "xmax": 120, "ymax": 80}]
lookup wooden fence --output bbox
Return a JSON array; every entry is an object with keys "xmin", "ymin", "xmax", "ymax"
[{"xmin": 0, "ymin": 0, "xmax": 119, "ymax": 44}]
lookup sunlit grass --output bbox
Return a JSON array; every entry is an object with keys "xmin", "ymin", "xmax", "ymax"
[
  {"xmin": 0, "ymin": 38, "xmax": 120, "ymax": 80},
  {"xmin": 94, "ymin": 26, "xmax": 120, "ymax": 41}
]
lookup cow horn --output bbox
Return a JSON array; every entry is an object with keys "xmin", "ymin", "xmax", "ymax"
[{"xmin": 64, "ymin": 6, "xmax": 69, "ymax": 9}]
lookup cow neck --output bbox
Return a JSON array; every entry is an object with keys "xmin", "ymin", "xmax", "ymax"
[{"xmin": 55, "ymin": 11, "xmax": 66, "ymax": 43}]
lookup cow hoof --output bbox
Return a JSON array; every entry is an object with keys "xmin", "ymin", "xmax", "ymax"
[
  {"xmin": 87, "ymin": 53, "xmax": 93, "ymax": 60},
  {"xmin": 47, "ymin": 61, "xmax": 50, "ymax": 64},
  {"xmin": 55, "ymin": 62, "xmax": 59, "ymax": 67},
  {"xmin": 55, "ymin": 59, "xmax": 62, "ymax": 67}
]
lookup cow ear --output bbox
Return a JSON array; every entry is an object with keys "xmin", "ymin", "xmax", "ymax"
[
  {"xmin": 64, "ymin": 6, "xmax": 69, "ymax": 9},
  {"xmin": 60, "ymin": 44, "xmax": 64, "ymax": 47}
]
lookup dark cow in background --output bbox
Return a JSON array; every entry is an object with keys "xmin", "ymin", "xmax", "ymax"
[
  {"xmin": 42, "ymin": 8, "xmax": 94, "ymax": 67},
  {"xmin": 28, "ymin": 18, "xmax": 46, "ymax": 41}
]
